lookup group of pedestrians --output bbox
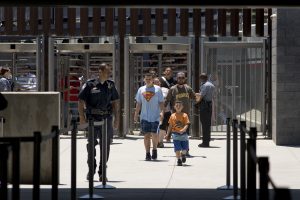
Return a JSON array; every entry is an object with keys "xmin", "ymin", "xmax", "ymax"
[
  {"xmin": 77, "ymin": 64, "xmax": 215, "ymax": 183},
  {"xmin": 134, "ymin": 67, "xmax": 215, "ymax": 166}
]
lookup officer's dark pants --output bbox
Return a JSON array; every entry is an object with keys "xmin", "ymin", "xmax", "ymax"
[
  {"xmin": 199, "ymin": 101, "xmax": 212, "ymax": 145},
  {"xmin": 86, "ymin": 116, "xmax": 113, "ymax": 176}
]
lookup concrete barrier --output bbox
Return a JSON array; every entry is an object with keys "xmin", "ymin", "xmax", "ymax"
[{"xmin": 0, "ymin": 92, "xmax": 60, "ymax": 184}]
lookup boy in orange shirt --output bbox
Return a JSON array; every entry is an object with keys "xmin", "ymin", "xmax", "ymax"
[{"xmin": 167, "ymin": 100, "xmax": 190, "ymax": 166}]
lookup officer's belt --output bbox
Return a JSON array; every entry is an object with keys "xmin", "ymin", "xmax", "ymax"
[{"xmin": 88, "ymin": 109, "xmax": 111, "ymax": 115}]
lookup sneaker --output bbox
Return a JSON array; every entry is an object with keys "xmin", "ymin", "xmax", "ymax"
[
  {"xmin": 157, "ymin": 142, "xmax": 164, "ymax": 148},
  {"xmin": 99, "ymin": 175, "xmax": 108, "ymax": 182},
  {"xmin": 165, "ymin": 135, "xmax": 171, "ymax": 142},
  {"xmin": 182, "ymin": 154, "xmax": 186, "ymax": 163},
  {"xmin": 152, "ymin": 149, "xmax": 157, "ymax": 160},
  {"xmin": 186, "ymin": 151, "xmax": 192, "ymax": 157},
  {"xmin": 145, "ymin": 152, "xmax": 151, "ymax": 161},
  {"xmin": 177, "ymin": 159, "xmax": 183, "ymax": 166}
]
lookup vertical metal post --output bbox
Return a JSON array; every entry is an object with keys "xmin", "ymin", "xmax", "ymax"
[
  {"xmin": 258, "ymin": 157, "xmax": 269, "ymax": 200},
  {"xmin": 274, "ymin": 188, "xmax": 291, "ymax": 200},
  {"xmin": 48, "ymin": 36, "xmax": 55, "ymax": 91},
  {"xmin": 52, "ymin": 126, "xmax": 59, "ymax": 200},
  {"xmin": 102, "ymin": 119, "xmax": 107, "ymax": 186},
  {"xmin": 232, "ymin": 119, "xmax": 239, "ymax": 199},
  {"xmin": 33, "ymin": 132, "xmax": 41, "ymax": 200},
  {"xmin": 226, "ymin": 118, "xmax": 232, "ymax": 188},
  {"xmin": 0, "ymin": 144, "xmax": 9, "ymax": 200},
  {"xmin": 240, "ymin": 121, "xmax": 246, "ymax": 200},
  {"xmin": 247, "ymin": 127, "xmax": 257, "ymax": 200},
  {"xmin": 88, "ymin": 117, "xmax": 95, "ymax": 195},
  {"xmin": 71, "ymin": 120, "xmax": 77, "ymax": 200},
  {"xmin": 80, "ymin": 116, "xmax": 103, "ymax": 199},
  {"xmin": 123, "ymin": 37, "xmax": 129, "ymax": 137},
  {"xmin": 12, "ymin": 139, "xmax": 20, "ymax": 200},
  {"xmin": 95, "ymin": 118, "xmax": 115, "ymax": 189},
  {"xmin": 217, "ymin": 118, "xmax": 233, "ymax": 190}
]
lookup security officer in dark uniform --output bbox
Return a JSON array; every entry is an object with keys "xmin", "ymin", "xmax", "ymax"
[
  {"xmin": 196, "ymin": 73, "xmax": 215, "ymax": 147},
  {"xmin": 78, "ymin": 63, "xmax": 119, "ymax": 181}
]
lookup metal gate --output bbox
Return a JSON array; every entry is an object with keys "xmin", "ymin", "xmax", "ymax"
[
  {"xmin": 124, "ymin": 36, "xmax": 194, "ymax": 136},
  {"xmin": 0, "ymin": 36, "xmax": 44, "ymax": 91},
  {"xmin": 200, "ymin": 37, "xmax": 268, "ymax": 133},
  {"xmin": 48, "ymin": 36, "xmax": 119, "ymax": 133}
]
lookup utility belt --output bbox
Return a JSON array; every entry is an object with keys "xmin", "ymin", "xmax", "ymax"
[{"xmin": 85, "ymin": 109, "xmax": 112, "ymax": 115}]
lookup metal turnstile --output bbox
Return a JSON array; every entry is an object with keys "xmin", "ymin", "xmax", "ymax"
[
  {"xmin": 200, "ymin": 37, "xmax": 269, "ymax": 133},
  {"xmin": 0, "ymin": 36, "xmax": 44, "ymax": 91},
  {"xmin": 124, "ymin": 36, "xmax": 194, "ymax": 136},
  {"xmin": 49, "ymin": 36, "xmax": 119, "ymax": 134}
]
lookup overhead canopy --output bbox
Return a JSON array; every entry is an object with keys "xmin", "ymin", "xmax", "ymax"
[{"xmin": 0, "ymin": 0, "xmax": 297, "ymax": 7}]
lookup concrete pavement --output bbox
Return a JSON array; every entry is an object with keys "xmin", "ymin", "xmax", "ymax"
[{"xmin": 12, "ymin": 132, "xmax": 300, "ymax": 199}]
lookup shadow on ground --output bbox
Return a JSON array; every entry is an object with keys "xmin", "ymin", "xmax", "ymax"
[{"xmin": 10, "ymin": 188, "xmax": 300, "ymax": 200}]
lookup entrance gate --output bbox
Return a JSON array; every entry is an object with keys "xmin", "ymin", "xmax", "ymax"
[
  {"xmin": 48, "ymin": 36, "xmax": 118, "ymax": 133},
  {"xmin": 124, "ymin": 36, "xmax": 194, "ymax": 136},
  {"xmin": 0, "ymin": 36, "xmax": 43, "ymax": 91},
  {"xmin": 200, "ymin": 38, "xmax": 269, "ymax": 133}
]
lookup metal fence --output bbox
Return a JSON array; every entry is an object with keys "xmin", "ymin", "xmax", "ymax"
[{"xmin": 200, "ymin": 37, "xmax": 269, "ymax": 133}]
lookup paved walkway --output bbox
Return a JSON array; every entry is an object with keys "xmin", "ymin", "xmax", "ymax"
[{"xmin": 13, "ymin": 132, "xmax": 300, "ymax": 199}]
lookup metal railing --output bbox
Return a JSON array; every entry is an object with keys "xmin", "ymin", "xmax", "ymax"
[
  {"xmin": 0, "ymin": 126, "xmax": 59, "ymax": 200},
  {"xmin": 219, "ymin": 118, "xmax": 291, "ymax": 200}
]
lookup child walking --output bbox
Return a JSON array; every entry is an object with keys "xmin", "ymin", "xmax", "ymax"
[{"xmin": 167, "ymin": 100, "xmax": 190, "ymax": 166}]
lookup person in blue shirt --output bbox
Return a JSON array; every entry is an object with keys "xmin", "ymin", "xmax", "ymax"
[
  {"xmin": 78, "ymin": 63, "xmax": 119, "ymax": 181},
  {"xmin": 196, "ymin": 73, "xmax": 215, "ymax": 147},
  {"xmin": 134, "ymin": 73, "xmax": 165, "ymax": 161},
  {"xmin": 0, "ymin": 67, "xmax": 12, "ymax": 92}
]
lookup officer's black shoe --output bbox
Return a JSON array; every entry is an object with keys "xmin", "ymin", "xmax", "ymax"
[
  {"xmin": 198, "ymin": 143, "xmax": 209, "ymax": 148},
  {"xmin": 151, "ymin": 149, "xmax": 157, "ymax": 160},
  {"xmin": 177, "ymin": 159, "xmax": 183, "ymax": 166},
  {"xmin": 145, "ymin": 152, "xmax": 151, "ymax": 161},
  {"xmin": 99, "ymin": 175, "xmax": 108, "ymax": 182},
  {"xmin": 182, "ymin": 154, "xmax": 186, "ymax": 163}
]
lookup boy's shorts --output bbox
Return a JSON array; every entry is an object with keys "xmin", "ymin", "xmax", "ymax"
[
  {"xmin": 141, "ymin": 119, "xmax": 160, "ymax": 134},
  {"xmin": 173, "ymin": 140, "xmax": 188, "ymax": 152}
]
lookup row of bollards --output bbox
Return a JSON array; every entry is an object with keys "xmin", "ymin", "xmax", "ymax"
[
  {"xmin": 0, "ymin": 111, "xmax": 113, "ymax": 200},
  {"xmin": 218, "ymin": 118, "xmax": 292, "ymax": 200},
  {"xmin": 0, "ymin": 126, "xmax": 59, "ymax": 200}
]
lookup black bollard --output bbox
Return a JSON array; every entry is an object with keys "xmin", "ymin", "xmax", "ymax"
[
  {"xmin": 232, "ymin": 119, "xmax": 239, "ymax": 199},
  {"xmin": 0, "ymin": 144, "xmax": 10, "ymax": 200},
  {"xmin": 33, "ymin": 132, "xmax": 42, "ymax": 200},
  {"xmin": 95, "ymin": 118, "xmax": 115, "ymax": 189},
  {"xmin": 71, "ymin": 120, "xmax": 77, "ymax": 200},
  {"xmin": 12, "ymin": 139, "xmax": 21, "ymax": 200},
  {"xmin": 239, "ymin": 121, "xmax": 246, "ymax": 200},
  {"xmin": 217, "ymin": 118, "xmax": 233, "ymax": 190},
  {"xmin": 52, "ymin": 126, "xmax": 59, "ymax": 200},
  {"xmin": 79, "ymin": 117, "xmax": 103, "ymax": 199},
  {"xmin": 274, "ymin": 188, "xmax": 291, "ymax": 200},
  {"xmin": 102, "ymin": 119, "xmax": 107, "ymax": 186},
  {"xmin": 258, "ymin": 157, "xmax": 269, "ymax": 200},
  {"xmin": 247, "ymin": 127, "xmax": 257, "ymax": 200}
]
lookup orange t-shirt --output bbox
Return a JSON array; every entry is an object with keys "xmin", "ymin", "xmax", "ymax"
[{"xmin": 168, "ymin": 112, "xmax": 190, "ymax": 133}]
